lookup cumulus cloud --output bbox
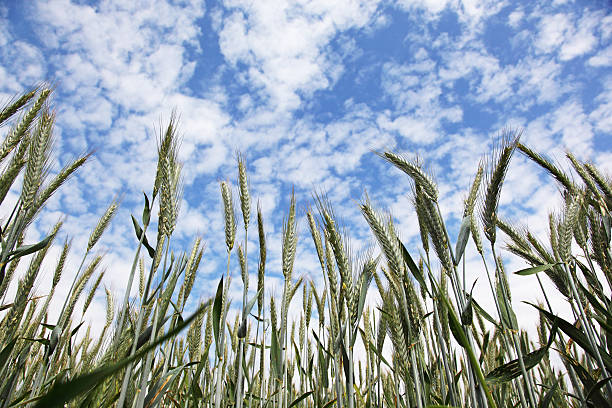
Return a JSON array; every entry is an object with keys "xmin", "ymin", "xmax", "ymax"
[
  {"xmin": 535, "ymin": 9, "xmax": 602, "ymax": 61},
  {"xmin": 216, "ymin": 0, "xmax": 381, "ymax": 114}
]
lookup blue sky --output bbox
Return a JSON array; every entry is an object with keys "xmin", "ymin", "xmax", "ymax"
[{"xmin": 0, "ymin": 0, "xmax": 611, "ymax": 332}]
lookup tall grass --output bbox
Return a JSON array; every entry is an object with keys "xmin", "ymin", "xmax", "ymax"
[{"xmin": 0, "ymin": 86, "xmax": 610, "ymax": 407}]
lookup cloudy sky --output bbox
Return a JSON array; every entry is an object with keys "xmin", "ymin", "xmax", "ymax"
[{"xmin": 1, "ymin": 0, "xmax": 611, "ymax": 335}]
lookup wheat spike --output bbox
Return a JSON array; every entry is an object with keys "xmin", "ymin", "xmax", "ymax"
[
  {"xmin": 138, "ymin": 256, "xmax": 145, "ymax": 298},
  {"xmin": 422, "ymin": 194, "xmax": 453, "ymax": 272},
  {"xmin": 381, "ymin": 151, "xmax": 438, "ymax": 201},
  {"xmin": 87, "ymin": 200, "xmax": 118, "ymax": 252},
  {"xmin": 0, "ymin": 88, "xmax": 51, "ymax": 163},
  {"xmin": 299, "ymin": 314, "xmax": 305, "ymax": 348},
  {"xmin": 470, "ymin": 214, "xmax": 483, "ymax": 255},
  {"xmin": 270, "ymin": 296, "xmax": 278, "ymax": 335},
  {"xmin": 256, "ymin": 203, "xmax": 266, "ymax": 316},
  {"xmin": 557, "ymin": 193, "xmax": 582, "ymax": 262},
  {"xmin": 0, "ymin": 142, "xmax": 29, "ymax": 205},
  {"xmin": 318, "ymin": 197, "xmax": 350, "ymax": 288},
  {"xmin": 152, "ymin": 234, "xmax": 166, "ymax": 272},
  {"xmin": 204, "ymin": 303, "xmax": 213, "ymax": 356},
  {"xmin": 304, "ymin": 285, "xmax": 313, "ymax": 332},
  {"xmin": 518, "ymin": 143, "xmax": 574, "ymax": 193},
  {"xmin": 282, "ymin": 191, "xmax": 298, "ymax": 280},
  {"xmin": 464, "ymin": 163, "xmax": 483, "ymax": 217},
  {"xmin": 159, "ymin": 152, "xmax": 182, "ymax": 237},
  {"xmin": 481, "ymin": 128, "xmax": 521, "ymax": 244},
  {"xmin": 153, "ymin": 112, "xmax": 177, "ymax": 199},
  {"xmin": 4, "ymin": 220, "xmax": 60, "ymax": 336},
  {"xmin": 312, "ymin": 282, "xmax": 326, "ymax": 329},
  {"xmin": 567, "ymin": 152, "xmax": 601, "ymax": 201},
  {"xmin": 496, "ymin": 218, "xmax": 531, "ymax": 253},
  {"xmin": 21, "ymin": 109, "xmax": 54, "ymax": 211},
  {"xmin": 52, "ymin": 239, "xmax": 70, "ymax": 288},
  {"xmin": 82, "ymin": 270, "xmax": 105, "ymax": 315},
  {"xmin": 105, "ymin": 288, "xmax": 114, "ymax": 327},
  {"xmin": 0, "ymin": 86, "xmax": 38, "ymax": 127},
  {"xmin": 362, "ymin": 200, "xmax": 405, "ymax": 282},
  {"xmin": 188, "ymin": 302, "xmax": 205, "ymax": 362},
  {"xmin": 237, "ymin": 153, "xmax": 251, "ymax": 229},
  {"xmin": 0, "ymin": 232, "xmax": 24, "ymax": 299},
  {"xmin": 61, "ymin": 255, "xmax": 101, "ymax": 327},
  {"xmin": 183, "ymin": 238, "xmax": 203, "ymax": 307},
  {"xmin": 30, "ymin": 153, "xmax": 92, "ymax": 219},
  {"xmin": 221, "ymin": 181, "xmax": 236, "ymax": 252},
  {"xmin": 584, "ymin": 162, "xmax": 612, "ymax": 205},
  {"xmin": 238, "ymin": 244, "xmax": 248, "ymax": 291},
  {"xmin": 412, "ymin": 185, "xmax": 430, "ymax": 254},
  {"xmin": 573, "ymin": 198, "xmax": 589, "ymax": 248},
  {"xmin": 307, "ymin": 210, "xmax": 326, "ymax": 272}
]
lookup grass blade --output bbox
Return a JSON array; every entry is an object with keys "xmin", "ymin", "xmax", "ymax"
[
  {"xmin": 212, "ymin": 276, "xmax": 224, "ymax": 358},
  {"xmin": 486, "ymin": 319, "xmax": 558, "ymax": 384},
  {"xmin": 288, "ymin": 391, "xmax": 313, "ymax": 408},
  {"xmin": 454, "ymin": 216, "xmax": 471, "ymax": 266},
  {"xmin": 514, "ymin": 263, "xmax": 562, "ymax": 276}
]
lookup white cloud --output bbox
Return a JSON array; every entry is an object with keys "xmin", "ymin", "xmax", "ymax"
[
  {"xmin": 0, "ymin": 40, "xmax": 46, "ymax": 91},
  {"xmin": 378, "ymin": 115, "xmax": 439, "ymax": 144},
  {"xmin": 595, "ymin": 151, "xmax": 612, "ymax": 174},
  {"xmin": 536, "ymin": 10, "xmax": 600, "ymax": 61},
  {"xmin": 508, "ymin": 10, "xmax": 524, "ymax": 28},
  {"xmin": 396, "ymin": 0, "xmax": 505, "ymax": 29},
  {"xmin": 396, "ymin": 0, "xmax": 451, "ymax": 15},
  {"xmin": 590, "ymin": 79, "xmax": 612, "ymax": 133},
  {"xmin": 550, "ymin": 100, "xmax": 594, "ymax": 158},
  {"xmin": 459, "ymin": 0, "xmax": 505, "ymax": 23},
  {"xmin": 146, "ymin": 44, "xmax": 190, "ymax": 90},
  {"xmin": 601, "ymin": 14, "xmax": 612, "ymax": 40},
  {"xmin": 439, "ymin": 50, "xmax": 499, "ymax": 82},
  {"xmin": 174, "ymin": 200, "xmax": 210, "ymax": 240},
  {"xmin": 516, "ymin": 56, "xmax": 567, "ymax": 104},
  {"xmin": 61, "ymin": 93, "xmax": 114, "ymax": 131},
  {"xmin": 217, "ymin": 0, "xmax": 380, "ymax": 112},
  {"xmin": 431, "ymin": 130, "xmax": 489, "ymax": 188},
  {"xmin": 522, "ymin": 99, "xmax": 595, "ymax": 161},
  {"xmin": 536, "ymin": 13, "xmax": 571, "ymax": 54},
  {"xmin": 383, "ymin": 62, "xmax": 443, "ymax": 111},
  {"xmin": 559, "ymin": 13, "xmax": 598, "ymax": 61},
  {"xmin": 588, "ymin": 44, "xmax": 612, "ymax": 67}
]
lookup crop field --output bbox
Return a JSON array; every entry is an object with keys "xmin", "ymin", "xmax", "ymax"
[{"xmin": 0, "ymin": 87, "xmax": 610, "ymax": 408}]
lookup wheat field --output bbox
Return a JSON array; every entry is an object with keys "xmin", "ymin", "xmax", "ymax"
[{"xmin": 0, "ymin": 87, "xmax": 610, "ymax": 407}]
